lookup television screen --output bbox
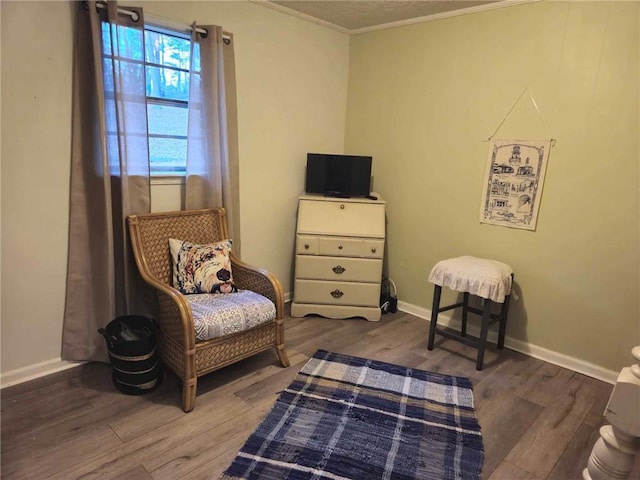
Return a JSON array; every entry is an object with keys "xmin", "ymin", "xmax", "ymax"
[{"xmin": 305, "ymin": 153, "xmax": 372, "ymax": 197}]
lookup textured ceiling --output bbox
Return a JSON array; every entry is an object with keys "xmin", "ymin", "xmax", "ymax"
[{"xmin": 270, "ymin": 1, "xmax": 502, "ymax": 31}]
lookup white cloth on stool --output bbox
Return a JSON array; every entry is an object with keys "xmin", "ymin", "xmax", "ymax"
[{"xmin": 428, "ymin": 256, "xmax": 513, "ymax": 303}]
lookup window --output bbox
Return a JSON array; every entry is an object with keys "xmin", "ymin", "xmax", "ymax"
[
  {"xmin": 145, "ymin": 27, "xmax": 199, "ymax": 175},
  {"xmin": 102, "ymin": 22, "xmax": 200, "ymax": 175}
]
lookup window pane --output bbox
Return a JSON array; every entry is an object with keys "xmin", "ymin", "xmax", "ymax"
[
  {"xmin": 193, "ymin": 43, "xmax": 200, "ymax": 73},
  {"xmin": 102, "ymin": 22, "xmax": 112, "ymax": 55},
  {"xmin": 149, "ymin": 137, "xmax": 187, "ymax": 174},
  {"xmin": 102, "ymin": 58, "xmax": 115, "ymax": 92},
  {"xmin": 145, "ymin": 30, "xmax": 191, "ymax": 69},
  {"xmin": 146, "ymin": 65, "xmax": 189, "ymax": 101},
  {"xmin": 144, "ymin": 29, "xmax": 193, "ymax": 101},
  {"xmin": 147, "ymin": 103, "xmax": 188, "ymax": 136},
  {"xmin": 114, "ymin": 24, "xmax": 144, "ymax": 61},
  {"xmin": 103, "ymin": 22, "xmax": 144, "ymax": 61}
]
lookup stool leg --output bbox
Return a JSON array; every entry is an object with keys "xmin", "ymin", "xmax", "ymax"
[
  {"xmin": 427, "ymin": 285, "xmax": 442, "ymax": 350},
  {"xmin": 461, "ymin": 292, "xmax": 469, "ymax": 337},
  {"xmin": 476, "ymin": 298, "xmax": 492, "ymax": 370},
  {"xmin": 498, "ymin": 274, "xmax": 514, "ymax": 349},
  {"xmin": 497, "ymin": 293, "xmax": 512, "ymax": 350}
]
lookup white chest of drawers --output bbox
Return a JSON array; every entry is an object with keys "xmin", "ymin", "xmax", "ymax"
[{"xmin": 291, "ymin": 194, "xmax": 385, "ymax": 322}]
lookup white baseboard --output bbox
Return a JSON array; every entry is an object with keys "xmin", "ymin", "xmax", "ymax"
[
  {"xmin": 1, "ymin": 358, "xmax": 84, "ymax": 389},
  {"xmin": 398, "ymin": 300, "xmax": 618, "ymax": 385},
  {"xmin": 2, "ymin": 292, "xmax": 294, "ymax": 389},
  {"xmin": 0, "ymin": 297, "xmax": 618, "ymax": 388}
]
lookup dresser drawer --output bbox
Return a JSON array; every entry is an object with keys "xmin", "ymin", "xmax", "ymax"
[
  {"xmin": 298, "ymin": 235, "xmax": 384, "ymax": 259},
  {"xmin": 294, "ymin": 279, "xmax": 380, "ymax": 307},
  {"xmin": 318, "ymin": 237, "xmax": 384, "ymax": 259},
  {"xmin": 296, "ymin": 235, "xmax": 318, "ymax": 255},
  {"xmin": 318, "ymin": 237, "xmax": 362, "ymax": 257},
  {"xmin": 295, "ymin": 255, "xmax": 382, "ymax": 282},
  {"xmin": 297, "ymin": 199, "xmax": 385, "ymax": 237},
  {"xmin": 362, "ymin": 239, "xmax": 384, "ymax": 259}
]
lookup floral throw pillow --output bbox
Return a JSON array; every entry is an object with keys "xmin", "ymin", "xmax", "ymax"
[{"xmin": 169, "ymin": 238, "xmax": 238, "ymax": 295}]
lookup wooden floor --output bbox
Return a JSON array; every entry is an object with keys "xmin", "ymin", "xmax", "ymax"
[{"xmin": 2, "ymin": 309, "xmax": 638, "ymax": 480}]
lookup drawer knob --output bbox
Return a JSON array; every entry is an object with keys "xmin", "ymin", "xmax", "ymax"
[
  {"xmin": 332, "ymin": 265, "xmax": 346, "ymax": 274},
  {"xmin": 304, "ymin": 244, "xmax": 310, "ymax": 250},
  {"xmin": 340, "ymin": 204, "xmax": 345, "ymax": 210},
  {"xmin": 330, "ymin": 289, "xmax": 344, "ymax": 298},
  {"xmin": 338, "ymin": 245, "xmax": 343, "ymax": 250},
  {"xmin": 371, "ymin": 247, "xmax": 377, "ymax": 253}
]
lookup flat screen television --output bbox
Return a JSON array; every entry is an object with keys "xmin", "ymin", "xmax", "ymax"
[{"xmin": 305, "ymin": 153, "xmax": 372, "ymax": 198}]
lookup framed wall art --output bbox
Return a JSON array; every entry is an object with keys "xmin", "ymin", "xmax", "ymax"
[{"xmin": 480, "ymin": 138, "xmax": 551, "ymax": 230}]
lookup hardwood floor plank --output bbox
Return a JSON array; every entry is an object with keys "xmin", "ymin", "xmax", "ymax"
[
  {"xmin": 504, "ymin": 407, "xmax": 584, "ymax": 478},
  {"xmin": 173, "ymin": 459, "xmax": 229, "ymax": 480},
  {"xmin": 282, "ymin": 315, "xmax": 340, "ymax": 344},
  {"xmin": 231, "ymin": 355, "xmax": 307, "ymax": 406},
  {"xmin": 631, "ymin": 451, "xmax": 640, "ymax": 478},
  {"xmin": 1, "ymin": 378, "xmax": 92, "ymax": 436},
  {"xmin": 363, "ymin": 336, "xmax": 429, "ymax": 368},
  {"xmin": 144, "ymin": 404, "xmax": 270, "ymax": 480},
  {"xmin": 472, "ymin": 380, "xmax": 544, "ymax": 477},
  {"xmin": 108, "ymin": 390, "xmax": 192, "ymax": 442},
  {"xmin": 474, "ymin": 349, "xmax": 546, "ymax": 392},
  {"xmin": 488, "ymin": 460, "xmax": 542, "ymax": 480},
  {"xmin": 582, "ymin": 380, "xmax": 613, "ymax": 428},
  {"xmin": 0, "ymin": 364, "xmax": 83, "ymax": 402},
  {"xmin": 547, "ymin": 422, "xmax": 601, "ymax": 480},
  {"xmin": 287, "ymin": 315, "xmax": 391, "ymax": 357},
  {"xmin": 193, "ymin": 349, "xmax": 295, "ymax": 393},
  {"xmin": 71, "ymin": 362, "xmax": 170, "ymax": 409},
  {"xmin": 2, "ymin": 425, "xmax": 122, "ymax": 480},
  {"xmin": 47, "ymin": 393, "xmax": 259, "ymax": 480},
  {"xmin": 3, "ymin": 399, "xmax": 125, "ymax": 463},
  {"xmin": 0, "ymin": 310, "xmax": 618, "ymax": 480},
  {"xmin": 419, "ymin": 341, "xmax": 491, "ymax": 381},
  {"xmin": 47, "ymin": 356, "xmax": 288, "ymax": 479},
  {"xmin": 515, "ymin": 363, "xmax": 606, "ymax": 420},
  {"xmin": 118, "ymin": 465, "xmax": 155, "ymax": 480}
]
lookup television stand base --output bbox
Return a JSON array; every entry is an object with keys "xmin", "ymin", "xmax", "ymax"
[{"xmin": 325, "ymin": 192, "xmax": 351, "ymax": 198}]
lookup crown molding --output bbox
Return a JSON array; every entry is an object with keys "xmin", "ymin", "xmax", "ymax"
[
  {"xmin": 253, "ymin": 0, "xmax": 539, "ymax": 36},
  {"xmin": 350, "ymin": 0, "xmax": 539, "ymax": 34},
  {"xmin": 250, "ymin": 0, "xmax": 351, "ymax": 34}
]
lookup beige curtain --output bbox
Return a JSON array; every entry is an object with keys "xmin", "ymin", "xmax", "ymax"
[
  {"xmin": 62, "ymin": 1, "xmax": 151, "ymax": 362},
  {"xmin": 185, "ymin": 25, "xmax": 241, "ymax": 253}
]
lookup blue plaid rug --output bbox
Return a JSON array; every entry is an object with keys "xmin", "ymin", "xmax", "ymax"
[{"xmin": 221, "ymin": 350, "xmax": 483, "ymax": 480}]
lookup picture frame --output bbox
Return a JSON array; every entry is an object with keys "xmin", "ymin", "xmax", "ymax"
[{"xmin": 480, "ymin": 138, "xmax": 551, "ymax": 230}]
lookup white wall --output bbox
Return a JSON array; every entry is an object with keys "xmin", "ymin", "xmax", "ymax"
[
  {"xmin": 1, "ymin": 1, "xmax": 75, "ymax": 376},
  {"xmin": 0, "ymin": 0, "xmax": 349, "ymax": 377}
]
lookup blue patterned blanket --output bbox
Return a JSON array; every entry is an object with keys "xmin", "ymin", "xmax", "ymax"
[{"xmin": 221, "ymin": 350, "xmax": 483, "ymax": 479}]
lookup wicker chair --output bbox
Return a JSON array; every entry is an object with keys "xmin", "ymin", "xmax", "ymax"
[{"xmin": 127, "ymin": 208, "xmax": 290, "ymax": 412}]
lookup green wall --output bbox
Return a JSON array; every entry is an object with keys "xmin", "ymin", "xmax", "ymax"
[{"xmin": 345, "ymin": 1, "xmax": 639, "ymax": 371}]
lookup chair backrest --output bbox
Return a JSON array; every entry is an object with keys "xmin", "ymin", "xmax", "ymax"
[{"xmin": 128, "ymin": 208, "xmax": 229, "ymax": 286}]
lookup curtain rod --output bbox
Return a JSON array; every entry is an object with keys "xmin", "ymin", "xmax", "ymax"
[{"xmin": 93, "ymin": 2, "xmax": 212, "ymax": 37}]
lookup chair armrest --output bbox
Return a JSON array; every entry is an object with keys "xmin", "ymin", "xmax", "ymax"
[
  {"xmin": 230, "ymin": 253, "xmax": 284, "ymax": 319},
  {"xmin": 152, "ymin": 283, "xmax": 196, "ymax": 350},
  {"xmin": 128, "ymin": 222, "xmax": 196, "ymax": 350}
]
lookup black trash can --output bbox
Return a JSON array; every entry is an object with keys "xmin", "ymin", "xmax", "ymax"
[{"xmin": 98, "ymin": 315, "xmax": 162, "ymax": 395}]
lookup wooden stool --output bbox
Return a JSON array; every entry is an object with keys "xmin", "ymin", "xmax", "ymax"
[{"xmin": 427, "ymin": 256, "xmax": 514, "ymax": 370}]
